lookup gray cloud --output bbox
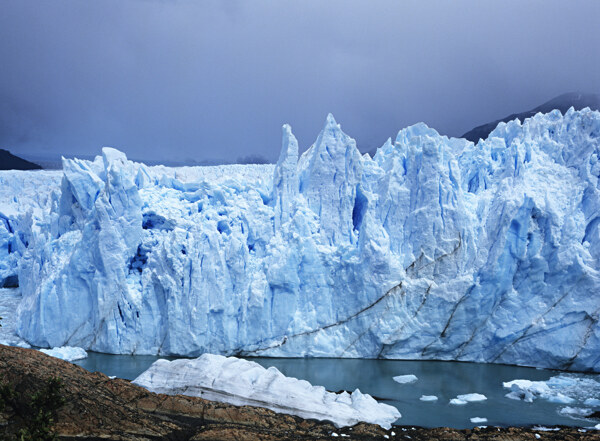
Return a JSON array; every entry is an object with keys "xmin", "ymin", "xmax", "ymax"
[{"xmin": 1, "ymin": 0, "xmax": 599, "ymax": 163}]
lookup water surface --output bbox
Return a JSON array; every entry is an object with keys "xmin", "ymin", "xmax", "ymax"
[{"xmin": 73, "ymin": 353, "xmax": 600, "ymax": 429}]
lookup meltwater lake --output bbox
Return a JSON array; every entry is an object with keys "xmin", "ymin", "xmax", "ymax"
[{"xmin": 73, "ymin": 353, "xmax": 600, "ymax": 429}]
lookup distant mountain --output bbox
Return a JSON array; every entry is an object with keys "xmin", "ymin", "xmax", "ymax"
[
  {"xmin": 0, "ymin": 149, "xmax": 42, "ymax": 170},
  {"xmin": 462, "ymin": 92, "xmax": 600, "ymax": 143}
]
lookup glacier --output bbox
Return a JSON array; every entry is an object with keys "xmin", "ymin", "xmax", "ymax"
[
  {"xmin": 132, "ymin": 353, "xmax": 401, "ymax": 429},
  {"xmin": 1, "ymin": 108, "xmax": 600, "ymax": 372}
]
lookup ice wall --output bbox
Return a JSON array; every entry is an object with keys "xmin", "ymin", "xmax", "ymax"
[{"xmin": 7, "ymin": 109, "xmax": 600, "ymax": 372}]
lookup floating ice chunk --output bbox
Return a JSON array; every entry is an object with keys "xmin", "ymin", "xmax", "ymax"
[
  {"xmin": 457, "ymin": 393, "xmax": 487, "ymax": 402},
  {"xmin": 558, "ymin": 406, "xmax": 592, "ymax": 418},
  {"xmin": 133, "ymin": 354, "xmax": 401, "ymax": 429},
  {"xmin": 547, "ymin": 393, "xmax": 575, "ymax": 404},
  {"xmin": 393, "ymin": 374, "xmax": 418, "ymax": 384},
  {"xmin": 595, "ymin": 424, "xmax": 600, "ymax": 430},
  {"xmin": 0, "ymin": 339, "xmax": 30, "ymax": 348},
  {"xmin": 470, "ymin": 417, "xmax": 487, "ymax": 423},
  {"xmin": 450, "ymin": 398, "xmax": 467, "ymax": 405},
  {"xmin": 584, "ymin": 398, "xmax": 600, "ymax": 406},
  {"xmin": 503, "ymin": 376, "xmax": 597, "ymax": 404},
  {"xmin": 503, "ymin": 379, "xmax": 552, "ymax": 401},
  {"xmin": 39, "ymin": 346, "xmax": 88, "ymax": 362},
  {"xmin": 419, "ymin": 395, "xmax": 438, "ymax": 402}
]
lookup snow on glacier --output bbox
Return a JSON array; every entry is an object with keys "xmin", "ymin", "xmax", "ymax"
[
  {"xmin": 132, "ymin": 353, "xmax": 401, "ymax": 429},
  {"xmin": 3, "ymin": 108, "xmax": 600, "ymax": 372}
]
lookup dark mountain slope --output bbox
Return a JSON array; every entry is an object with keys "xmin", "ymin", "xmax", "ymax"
[
  {"xmin": 0, "ymin": 149, "xmax": 42, "ymax": 170},
  {"xmin": 462, "ymin": 92, "xmax": 600, "ymax": 143}
]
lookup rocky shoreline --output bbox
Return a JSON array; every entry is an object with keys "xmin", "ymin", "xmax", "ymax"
[{"xmin": 0, "ymin": 345, "xmax": 598, "ymax": 440}]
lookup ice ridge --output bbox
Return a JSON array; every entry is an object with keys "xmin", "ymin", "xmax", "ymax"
[{"xmin": 1, "ymin": 108, "xmax": 599, "ymax": 372}]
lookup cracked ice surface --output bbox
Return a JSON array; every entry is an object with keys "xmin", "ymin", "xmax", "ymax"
[
  {"xmin": 133, "ymin": 353, "xmax": 401, "ymax": 429},
  {"xmin": 2, "ymin": 109, "xmax": 600, "ymax": 372}
]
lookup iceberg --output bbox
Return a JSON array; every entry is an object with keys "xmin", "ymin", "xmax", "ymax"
[
  {"xmin": 503, "ymin": 375, "xmax": 600, "ymax": 404},
  {"xmin": 558, "ymin": 406, "xmax": 593, "ymax": 419},
  {"xmin": 457, "ymin": 393, "xmax": 487, "ymax": 402},
  {"xmin": 1, "ymin": 108, "xmax": 600, "ymax": 372},
  {"xmin": 132, "ymin": 353, "xmax": 401, "ymax": 429},
  {"xmin": 393, "ymin": 374, "xmax": 418, "ymax": 384},
  {"xmin": 450, "ymin": 393, "xmax": 487, "ymax": 405},
  {"xmin": 39, "ymin": 346, "xmax": 88, "ymax": 361}
]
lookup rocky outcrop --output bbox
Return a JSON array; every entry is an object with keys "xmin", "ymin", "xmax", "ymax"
[{"xmin": 0, "ymin": 345, "xmax": 385, "ymax": 440}]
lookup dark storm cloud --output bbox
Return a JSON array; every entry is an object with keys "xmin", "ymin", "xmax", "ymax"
[{"xmin": 0, "ymin": 0, "xmax": 599, "ymax": 163}]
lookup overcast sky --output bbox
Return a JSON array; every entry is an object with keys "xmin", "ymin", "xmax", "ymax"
[{"xmin": 1, "ymin": 1, "xmax": 599, "ymax": 164}]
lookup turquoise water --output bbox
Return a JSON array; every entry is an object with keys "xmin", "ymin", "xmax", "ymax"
[{"xmin": 73, "ymin": 353, "xmax": 600, "ymax": 429}]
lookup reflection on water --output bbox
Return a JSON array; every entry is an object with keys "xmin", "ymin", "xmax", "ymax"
[{"xmin": 73, "ymin": 353, "xmax": 600, "ymax": 429}]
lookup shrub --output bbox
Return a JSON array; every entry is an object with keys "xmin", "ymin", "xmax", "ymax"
[{"xmin": 0, "ymin": 377, "xmax": 65, "ymax": 441}]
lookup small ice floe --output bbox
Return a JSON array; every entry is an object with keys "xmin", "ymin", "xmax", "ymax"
[
  {"xmin": 419, "ymin": 395, "xmax": 438, "ymax": 402},
  {"xmin": 584, "ymin": 398, "xmax": 600, "ymax": 406},
  {"xmin": 470, "ymin": 417, "xmax": 487, "ymax": 423},
  {"xmin": 532, "ymin": 426, "xmax": 560, "ymax": 431},
  {"xmin": 393, "ymin": 374, "xmax": 418, "ymax": 384},
  {"xmin": 133, "ymin": 354, "xmax": 401, "ymax": 429},
  {"xmin": 450, "ymin": 393, "xmax": 487, "ymax": 405},
  {"xmin": 0, "ymin": 338, "xmax": 31, "ymax": 349},
  {"xmin": 39, "ymin": 346, "xmax": 88, "ymax": 362},
  {"xmin": 458, "ymin": 393, "xmax": 487, "ymax": 402},
  {"xmin": 558, "ymin": 406, "xmax": 592, "ymax": 418},
  {"xmin": 595, "ymin": 423, "xmax": 600, "ymax": 430}
]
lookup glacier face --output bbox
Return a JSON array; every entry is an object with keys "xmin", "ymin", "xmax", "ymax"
[{"xmin": 4, "ymin": 108, "xmax": 600, "ymax": 372}]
